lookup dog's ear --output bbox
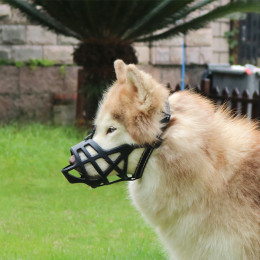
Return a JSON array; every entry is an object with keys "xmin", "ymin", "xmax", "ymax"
[
  {"xmin": 114, "ymin": 59, "xmax": 126, "ymax": 84},
  {"xmin": 126, "ymin": 64, "xmax": 153, "ymax": 109}
]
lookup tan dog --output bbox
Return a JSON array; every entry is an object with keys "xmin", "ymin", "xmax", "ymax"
[{"xmin": 83, "ymin": 60, "xmax": 260, "ymax": 259}]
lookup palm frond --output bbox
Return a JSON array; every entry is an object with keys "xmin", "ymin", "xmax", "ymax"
[
  {"xmin": 4, "ymin": 0, "xmax": 260, "ymax": 44},
  {"xmin": 36, "ymin": 1, "xmax": 89, "ymax": 38},
  {"xmin": 3, "ymin": 0, "xmax": 80, "ymax": 38},
  {"xmin": 112, "ymin": 0, "xmax": 161, "ymax": 38},
  {"xmin": 123, "ymin": 0, "xmax": 195, "ymax": 40},
  {"xmin": 136, "ymin": 0, "xmax": 260, "ymax": 42},
  {"xmin": 33, "ymin": 0, "xmax": 156, "ymax": 39},
  {"xmin": 124, "ymin": 0, "xmax": 216, "ymax": 41},
  {"xmin": 167, "ymin": 0, "xmax": 217, "ymax": 24}
]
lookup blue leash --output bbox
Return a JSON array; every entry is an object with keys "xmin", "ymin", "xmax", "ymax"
[{"xmin": 181, "ymin": 39, "xmax": 185, "ymax": 91}]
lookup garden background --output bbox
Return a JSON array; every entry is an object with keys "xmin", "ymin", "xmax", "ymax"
[{"xmin": 1, "ymin": 0, "xmax": 260, "ymax": 259}]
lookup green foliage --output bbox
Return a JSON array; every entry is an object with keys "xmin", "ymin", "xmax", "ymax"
[
  {"xmin": 224, "ymin": 29, "xmax": 239, "ymax": 49},
  {"xmin": 28, "ymin": 58, "xmax": 56, "ymax": 70},
  {"xmin": 0, "ymin": 59, "xmax": 12, "ymax": 66},
  {"xmin": 0, "ymin": 58, "xmax": 58, "ymax": 68},
  {"xmin": 14, "ymin": 60, "xmax": 25, "ymax": 68},
  {"xmin": 59, "ymin": 64, "xmax": 66, "ymax": 78},
  {"xmin": 38, "ymin": 59, "xmax": 56, "ymax": 67},
  {"xmin": 224, "ymin": 29, "xmax": 239, "ymax": 63},
  {"xmin": 4, "ymin": 0, "xmax": 260, "ymax": 43},
  {"xmin": 29, "ymin": 59, "xmax": 39, "ymax": 70},
  {"xmin": 0, "ymin": 124, "xmax": 165, "ymax": 259}
]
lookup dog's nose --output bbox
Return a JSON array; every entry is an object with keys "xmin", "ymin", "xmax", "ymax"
[{"xmin": 69, "ymin": 155, "xmax": 76, "ymax": 165}]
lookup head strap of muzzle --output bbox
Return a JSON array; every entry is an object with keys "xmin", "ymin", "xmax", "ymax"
[{"xmin": 61, "ymin": 101, "xmax": 171, "ymax": 188}]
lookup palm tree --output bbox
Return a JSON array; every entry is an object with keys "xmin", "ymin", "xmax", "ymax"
[{"xmin": 3, "ymin": 0, "xmax": 260, "ymax": 120}]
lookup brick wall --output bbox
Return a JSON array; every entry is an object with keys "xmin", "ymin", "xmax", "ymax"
[
  {"xmin": 0, "ymin": 64, "xmax": 207, "ymax": 124},
  {"xmin": 0, "ymin": 66, "xmax": 78, "ymax": 123},
  {"xmin": 134, "ymin": 22, "xmax": 229, "ymax": 66},
  {"xmin": 0, "ymin": 4, "xmax": 79, "ymax": 64},
  {"xmin": 134, "ymin": 0, "xmax": 230, "ymax": 65},
  {"xmin": 0, "ymin": 2, "xmax": 230, "ymax": 123}
]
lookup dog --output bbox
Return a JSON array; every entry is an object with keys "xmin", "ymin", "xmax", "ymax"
[{"xmin": 68, "ymin": 60, "xmax": 260, "ymax": 259}]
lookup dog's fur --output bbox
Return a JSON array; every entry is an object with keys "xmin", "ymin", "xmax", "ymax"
[{"xmin": 89, "ymin": 60, "xmax": 260, "ymax": 259}]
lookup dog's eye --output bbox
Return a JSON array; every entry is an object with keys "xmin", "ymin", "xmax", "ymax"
[{"xmin": 106, "ymin": 127, "xmax": 117, "ymax": 135}]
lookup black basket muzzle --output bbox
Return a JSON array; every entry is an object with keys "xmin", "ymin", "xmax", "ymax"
[
  {"xmin": 61, "ymin": 129, "xmax": 155, "ymax": 188},
  {"xmin": 61, "ymin": 101, "xmax": 171, "ymax": 188}
]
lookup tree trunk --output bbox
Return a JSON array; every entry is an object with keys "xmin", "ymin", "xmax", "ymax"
[
  {"xmin": 74, "ymin": 38, "xmax": 138, "ymax": 124},
  {"xmin": 76, "ymin": 67, "xmax": 114, "ymax": 124}
]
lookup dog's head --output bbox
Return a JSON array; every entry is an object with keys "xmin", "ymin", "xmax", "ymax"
[
  {"xmin": 97, "ymin": 59, "xmax": 169, "ymax": 146},
  {"xmin": 62, "ymin": 60, "xmax": 169, "ymax": 187}
]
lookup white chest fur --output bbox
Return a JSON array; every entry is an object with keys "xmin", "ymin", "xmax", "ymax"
[{"xmin": 128, "ymin": 158, "xmax": 243, "ymax": 260}]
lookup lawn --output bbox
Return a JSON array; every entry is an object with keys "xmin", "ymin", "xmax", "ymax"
[{"xmin": 0, "ymin": 124, "xmax": 166, "ymax": 260}]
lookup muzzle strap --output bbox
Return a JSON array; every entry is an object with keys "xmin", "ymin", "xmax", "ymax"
[{"xmin": 133, "ymin": 146, "xmax": 154, "ymax": 180}]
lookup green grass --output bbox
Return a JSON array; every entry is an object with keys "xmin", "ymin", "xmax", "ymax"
[{"xmin": 0, "ymin": 124, "xmax": 166, "ymax": 260}]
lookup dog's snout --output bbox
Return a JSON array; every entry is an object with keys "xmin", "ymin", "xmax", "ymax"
[{"xmin": 69, "ymin": 155, "xmax": 76, "ymax": 165}]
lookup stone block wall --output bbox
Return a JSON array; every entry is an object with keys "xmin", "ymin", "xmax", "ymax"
[
  {"xmin": 0, "ymin": 66, "xmax": 79, "ymax": 123},
  {"xmin": 134, "ymin": 21, "xmax": 229, "ymax": 66},
  {"xmin": 0, "ymin": 4, "xmax": 79, "ymax": 64},
  {"xmin": 134, "ymin": 0, "xmax": 230, "ymax": 66},
  {"xmin": 0, "ymin": 64, "xmax": 206, "ymax": 124},
  {"xmin": 138, "ymin": 64, "xmax": 206, "ymax": 90},
  {"xmin": 0, "ymin": 2, "xmax": 231, "ymax": 123},
  {"xmin": 211, "ymin": 19, "xmax": 230, "ymax": 63}
]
